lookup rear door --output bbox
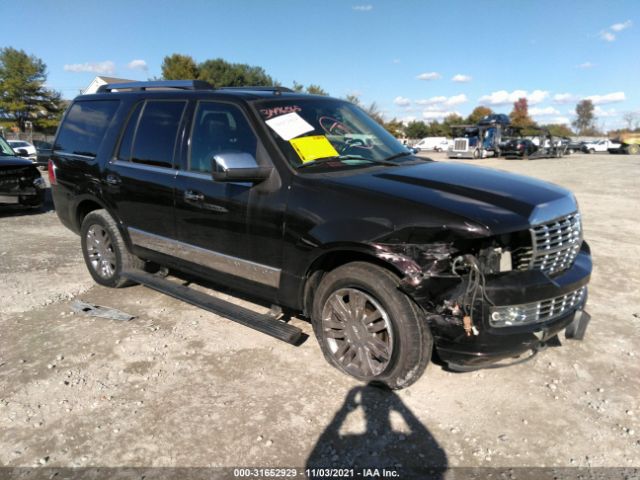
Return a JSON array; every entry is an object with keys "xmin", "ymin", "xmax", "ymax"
[{"xmin": 104, "ymin": 99, "xmax": 187, "ymax": 246}]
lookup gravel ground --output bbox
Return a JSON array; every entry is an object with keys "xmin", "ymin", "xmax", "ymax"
[{"xmin": 0, "ymin": 153, "xmax": 639, "ymax": 476}]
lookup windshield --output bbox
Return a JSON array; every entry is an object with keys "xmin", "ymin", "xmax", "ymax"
[
  {"xmin": 254, "ymin": 98, "xmax": 413, "ymax": 171},
  {"xmin": 0, "ymin": 137, "xmax": 16, "ymax": 156}
]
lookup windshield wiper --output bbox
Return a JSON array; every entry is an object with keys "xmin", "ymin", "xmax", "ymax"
[
  {"xmin": 383, "ymin": 151, "xmax": 415, "ymax": 163},
  {"xmin": 296, "ymin": 155, "xmax": 398, "ymax": 169}
]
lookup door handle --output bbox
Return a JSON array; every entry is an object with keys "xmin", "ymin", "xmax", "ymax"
[
  {"xmin": 184, "ymin": 190, "xmax": 204, "ymax": 202},
  {"xmin": 105, "ymin": 174, "xmax": 121, "ymax": 185}
]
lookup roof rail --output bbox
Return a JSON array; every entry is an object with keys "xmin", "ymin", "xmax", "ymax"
[
  {"xmin": 97, "ymin": 80, "xmax": 213, "ymax": 93},
  {"xmin": 216, "ymin": 86, "xmax": 294, "ymax": 94}
]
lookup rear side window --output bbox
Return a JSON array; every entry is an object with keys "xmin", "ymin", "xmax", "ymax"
[
  {"xmin": 131, "ymin": 101, "xmax": 186, "ymax": 168},
  {"xmin": 116, "ymin": 102, "xmax": 143, "ymax": 162},
  {"xmin": 55, "ymin": 100, "xmax": 119, "ymax": 158}
]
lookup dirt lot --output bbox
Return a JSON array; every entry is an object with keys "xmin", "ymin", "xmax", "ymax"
[{"xmin": 1, "ymin": 153, "xmax": 639, "ymax": 476}]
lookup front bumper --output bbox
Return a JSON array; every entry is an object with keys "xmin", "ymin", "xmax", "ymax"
[
  {"xmin": 0, "ymin": 178, "xmax": 46, "ymax": 206},
  {"xmin": 431, "ymin": 247, "xmax": 592, "ymax": 368}
]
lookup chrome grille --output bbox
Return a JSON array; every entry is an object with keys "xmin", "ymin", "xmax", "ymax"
[
  {"xmin": 515, "ymin": 212, "xmax": 582, "ymax": 275},
  {"xmin": 453, "ymin": 139, "xmax": 468, "ymax": 151},
  {"xmin": 489, "ymin": 286, "xmax": 586, "ymax": 327}
]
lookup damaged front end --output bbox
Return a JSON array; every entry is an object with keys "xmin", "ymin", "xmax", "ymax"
[{"xmin": 371, "ymin": 223, "xmax": 592, "ymax": 370}]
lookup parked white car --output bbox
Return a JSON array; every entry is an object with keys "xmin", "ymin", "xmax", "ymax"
[
  {"xmin": 581, "ymin": 139, "xmax": 620, "ymax": 154},
  {"xmin": 7, "ymin": 140, "xmax": 37, "ymax": 159},
  {"xmin": 415, "ymin": 137, "xmax": 452, "ymax": 152}
]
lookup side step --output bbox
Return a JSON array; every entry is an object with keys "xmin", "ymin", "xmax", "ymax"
[{"xmin": 122, "ymin": 270, "xmax": 302, "ymax": 345}]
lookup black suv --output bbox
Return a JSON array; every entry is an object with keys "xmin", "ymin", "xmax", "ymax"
[{"xmin": 50, "ymin": 81, "xmax": 591, "ymax": 389}]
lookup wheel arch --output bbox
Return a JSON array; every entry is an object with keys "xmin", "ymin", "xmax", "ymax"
[
  {"xmin": 74, "ymin": 196, "xmax": 132, "ymax": 249},
  {"xmin": 301, "ymin": 247, "xmax": 404, "ymax": 317}
]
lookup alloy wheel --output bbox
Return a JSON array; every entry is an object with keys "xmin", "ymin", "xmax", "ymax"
[
  {"xmin": 86, "ymin": 224, "xmax": 116, "ymax": 278},
  {"xmin": 321, "ymin": 288, "xmax": 394, "ymax": 377}
]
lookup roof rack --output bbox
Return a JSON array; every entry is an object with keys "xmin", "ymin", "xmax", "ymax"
[
  {"xmin": 216, "ymin": 86, "xmax": 294, "ymax": 94},
  {"xmin": 97, "ymin": 80, "xmax": 214, "ymax": 93}
]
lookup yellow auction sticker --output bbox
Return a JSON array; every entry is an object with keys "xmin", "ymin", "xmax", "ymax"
[{"xmin": 289, "ymin": 135, "xmax": 339, "ymax": 163}]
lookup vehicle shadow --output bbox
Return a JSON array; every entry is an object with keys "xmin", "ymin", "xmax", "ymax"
[{"xmin": 306, "ymin": 385, "xmax": 447, "ymax": 479}]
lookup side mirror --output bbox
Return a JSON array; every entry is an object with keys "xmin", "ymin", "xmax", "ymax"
[
  {"xmin": 16, "ymin": 148, "xmax": 29, "ymax": 157},
  {"xmin": 211, "ymin": 152, "xmax": 273, "ymax": 183}
]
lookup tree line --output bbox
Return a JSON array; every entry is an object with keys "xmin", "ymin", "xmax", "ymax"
[{"xmin": 0, "ymin": 47, "xmax": 618, "ymax": 138}]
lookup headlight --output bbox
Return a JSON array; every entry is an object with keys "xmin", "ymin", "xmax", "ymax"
[{"xmin": 490, "ymin": 306, "xmax": 529, "ymax": 327}]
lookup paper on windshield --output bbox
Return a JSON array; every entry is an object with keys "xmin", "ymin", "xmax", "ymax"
[
  {"xmin": 289, "ymin": 135, "xmax": 339, "ymax": 163},
  {"xmin": 265, "ymin": 112, "xmax": 314, "ymax": 141}
]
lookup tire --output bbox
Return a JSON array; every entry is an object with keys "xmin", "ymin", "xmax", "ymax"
[
  {"xmin": 80, "ymin": 209, "xmax": 144, "ymax": 288},
  {"xmin": 628, "ymin": 144, "xmax": 640, "ymax": 155},
  {"xmin": 473, "ymin": 149, "xmax": 480, "ymax": 159},
  {"xmin": 589, "ymin": 148, "xmax": 595, "ymax": 154},
  {"xmin": 568, "ymin": 149, "xmax": 574, "ymax": 155},
  {"xmin": 311, "ymin": 262, "xmax": 432, "ymax": 389}
]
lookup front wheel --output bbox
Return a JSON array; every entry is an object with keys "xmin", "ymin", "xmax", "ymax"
[
  {"xmin": 80, "ymin": 209, "xmax": 144, "ymax": 288},
  {"xmin": 312, "ymin": 262, "xmax": 432, "ymax": 389}
]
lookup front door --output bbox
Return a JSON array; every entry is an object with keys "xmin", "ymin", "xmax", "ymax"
[{"xmin": 174, "ymin": 100, "xmax": 284, "ymax": 290}]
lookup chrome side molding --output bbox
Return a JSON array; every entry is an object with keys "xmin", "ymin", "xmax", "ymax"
[{"xmin": 128, "ymin": 227, "xmax": 280, "ymax": 288}]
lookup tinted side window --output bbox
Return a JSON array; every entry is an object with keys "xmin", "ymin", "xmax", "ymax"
[
  {"xmin": 131, "ymin": 101, "xmax": 186, "ymax": 168},
  {"xmin": 116, "ymin": 102, "xmax": 143, "ymax": 162},
  {"xmin": 189, "ymin": 102, "xmax": 258, "ymax": 173},
  {"xmin": 55, "ymin": 100, "xmax": 120, "ymax": 158}
]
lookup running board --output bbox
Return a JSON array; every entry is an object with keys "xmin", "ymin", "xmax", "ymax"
[{"xmin": 122, "ymin": 270, "xmax": 302, "ymax": 344}]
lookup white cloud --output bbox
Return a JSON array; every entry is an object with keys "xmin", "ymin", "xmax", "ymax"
[
  {"xmin": 479, "ymin": 89, "xmax": 549, "ymax": 106},
  {"xmin": 400, "ymin": 116, "xmax": 417, "ymax": 125},
  {"xmin": 577, "ymin": 61, "xmax": 595, "ymax": 69},
  {"xmin": 530, "ymin": 106, "xmax": 561, "ymax": 116},
  {"xmin": 553, "ymin": 93, "xmax": 577, "ymax": 104},
  {"xmin": 452, "ymin": 74, "xmax": 472, "ymax": 83},
  {"xmin": 444, "ymin": 94, "xmax": 468, "ymax": 106},
  {"xmin": 63, "ymin": 61, "xmax": 116, "ymax": 74},
  {"xmin": 416, "ymin": 96, "xmax": 446, "ymax": 106},
  {"xmin": 422, "ymin": 110, "xmax": 461, "ymax": 120},
  {"xmin": 416, "ymin": 72, "xmax": 441, "ymax": 81},
  {"xmin": 394, "ymin": 96, "xmax": 411, "ymax": 107},
  {"xmin": 551, "ymin": 116, "xmax": 571, "ymax": 125},
  {"xmin": 610, "ymin": 20, "xmax": 632, "ymax": 32},
  {"xmin": 584, "ymin": 91, "xmax": 625, "ymax": 105},
  {"xmin": 594, "ymin": 106, "xmax": 618, "ymax": 117},
  {"xmin": 599, "ymin": 31, "xmax": 616, "ymax": 42},
  {"xmin": 414, "ymin": 94, "xmax": 467, "ymax": 108},
  {"xmin": 352, "ymin": 4, "xmax": 373, "ymax": 11},
  {"xmin": 127, "ymin": 59, "xmax": 148, "ymax": 71}
]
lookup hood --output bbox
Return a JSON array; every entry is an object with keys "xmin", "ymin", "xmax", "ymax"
[
  {"xmin": 0, "ymin": 156, "xmax": 35, "ymax": 168},
  {"xmin": 327, "ymin": 161, "xmax": 577, "ymax": 235}
]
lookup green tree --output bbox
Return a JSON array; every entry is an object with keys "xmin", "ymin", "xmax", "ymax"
[
  {"xmin": 198, "ymin": 58, "xmax": 273, "ymax": 88},
  {"xmin": 405, "ymin": 120, "xmax": 430, "ymax": 139},
  {"xmin": 509, "ymin": 98, "xmax": 535, "ymax": 128},
  {"xmin": 466, "ymin": 106, "xmax": 493, "ymax": 124},
  {"xmin": 572, "ymin": 99, "xmax": 596, "ymax": 134},
  {"xmin": 0, "ymin": 47, "xmax": 63, "ymax": 132},
  {"xmin": 305, "ymin": 84, "xmax": 328, "ymax": 96},
  {"xmin": 541, "ymin": 123, "xmax": 573, "ymax": 137},
  {"xmin": 161, "ymin": 54, "xmax": 199, "ymax": 80},
  {"xmin": 383, "ymin": 118, "xmax": 404, "ymax": 137}
]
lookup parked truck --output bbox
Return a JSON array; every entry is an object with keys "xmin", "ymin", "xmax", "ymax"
[{"xmin": 608, "ymin": 133, "xmax": 640, "ymax": 155}]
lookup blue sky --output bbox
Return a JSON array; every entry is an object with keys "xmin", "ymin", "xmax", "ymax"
[{"xmin": 2, "ymin": 0, "xmax": 638, "ymax": 130}]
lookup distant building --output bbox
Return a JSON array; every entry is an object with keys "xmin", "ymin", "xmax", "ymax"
[{"xmin": 82, "ymin": 76, "xmax": 136, "ymax": 95}]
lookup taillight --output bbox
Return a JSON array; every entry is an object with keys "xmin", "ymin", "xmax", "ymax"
[{"xmin": 48, "ymin": 159, "xmax": 57, "ymax": 185}]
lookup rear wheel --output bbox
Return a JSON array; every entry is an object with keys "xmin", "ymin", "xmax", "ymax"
[
  {"xmin": 80, "ymin": 209, "xmax": 144, "ymax": 288},
  {"xmin": 628, "ymin": 144, "xmax": 640, "ymax": 155},
  {"xmin": 312, "ymin": 262, "xmax": 432, "ymax": 389}
]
